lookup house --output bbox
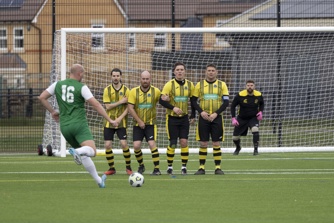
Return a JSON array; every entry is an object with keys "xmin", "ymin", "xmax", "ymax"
[
  {"xmin": 0, "ymin": 0, "xmax": 261, "ymax": 90},
  {"xmin": 217, "ymin": 0, "xmax": 334, "ymax": 119}
]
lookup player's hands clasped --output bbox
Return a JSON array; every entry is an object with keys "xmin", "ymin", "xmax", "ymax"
[{"xmin": 173, "ymin": 107, "xmax": 183, "ymax": 116}]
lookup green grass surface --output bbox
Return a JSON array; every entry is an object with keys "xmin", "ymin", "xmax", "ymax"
[{"xmin": 1, "ymin": 152, "xmax": 334, "ymax": 223}]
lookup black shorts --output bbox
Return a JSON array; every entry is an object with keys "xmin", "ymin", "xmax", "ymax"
[
  {"xmin": 166, "ymin": 115, "xmax": 190, "ymax": 140},
  {"xmin": 104, "ymin": 127, "xmax": 127, "ymax": 141},
  {"xmin": 133, "ymin": 125, "xmax": 156, "ymax": 142},
  {"xmin": 233, "ymin": 116, "xmax": 259, "ymax": 136},
  {"xmin": 196, "ymin": 115, "xmax": 223, "ymax": 142}
]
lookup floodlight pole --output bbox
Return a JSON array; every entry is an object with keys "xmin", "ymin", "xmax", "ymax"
[{"xmin": 52, "ymin": 0, "xmax": 56, "ymax": 48}]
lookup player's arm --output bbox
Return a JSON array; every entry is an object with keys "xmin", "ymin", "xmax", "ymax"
[
  {"xmin": 189, "ymin": 102, "xmax": 196, "ymax": 119},
  {"xmin": 87, "ymin": 97, "xmax": 116, "ymax": 125},
  {"xmin": 83, "ymin": 86, "xmax": 115, "ymax": 125},
  {"xmin": 190, "ymin": 96, "xmax": 202, "ymax": 113},
  {"xmin": 258, "ymin": 95, "xmax": 264, "ymax": 112},
  {"xmin": 159, "ymin": 83, "xmax": 174, "ymax": 109},
  {"xmin": 214, "ymin": 95, "xmax": 229, "ymax": 115},
  {"xmin": 115, "ymin": 107, "xmax": 128, "ymax": 124},
  {"xmin": 230, "ymin": 95, "xmax": 239, "ymax": 118},
  {"xmin": 159, "ymin": 95, "xmax": 174, "ymax": 110},
  {"xmin": 105, "ymin": 97, "xmax": 128, "ymax": 111},
  {"xmin": 127, "ymin": 103, "xmax": 144, "ymax": 127},
  {"xmin": 38, "ymin": 83, "xmax": 59, "ymax": 121}
]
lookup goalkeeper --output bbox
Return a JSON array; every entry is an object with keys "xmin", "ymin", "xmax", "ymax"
[
  {"xmin": 39, "ymin": 64, "xmax": 115, "ymax": 188},
  {"xmin": 230, "ymin": 80, "xmax": 264, "ymax": 156}
]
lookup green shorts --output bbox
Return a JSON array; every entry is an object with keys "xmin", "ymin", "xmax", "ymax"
[{"xmin": 60, "ymin": 122, "xmax": 94, "ymax": 148}]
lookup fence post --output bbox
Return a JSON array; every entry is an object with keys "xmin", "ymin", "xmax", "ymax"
[
  {"xmin": 7, "ymin": 89, "xmax": 11, "ymax": 118},
  {"xmin": 26, "ymin": 88, "xmax": 33, "ymax": 118}
]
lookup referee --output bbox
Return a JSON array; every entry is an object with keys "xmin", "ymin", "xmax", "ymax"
[{"xmin": 230, "ymin": 80, "xmax": 264, "ymax": 155}]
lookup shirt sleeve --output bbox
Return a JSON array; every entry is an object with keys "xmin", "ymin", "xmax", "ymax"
[
  {"xmin": 81, "ymin": 85, "xmax": 94, "ymax": 101},
  {"xmin": 193, "ymin": 82, "xmax": 200, "ymax": 97},
  {"xmin": 46, "ymin": 82, "xmax": 57, "ymax": 95},
  {"xmin": 128, "ymin": 88, "xmax": 136, "ymax": 105},
  {"xmin": 102, "ymin": 86, "xmax": 110, "ymax": 103},
  {"xmin": 161, "ymin": 81, "xmax": 171, "ymax": 96}
]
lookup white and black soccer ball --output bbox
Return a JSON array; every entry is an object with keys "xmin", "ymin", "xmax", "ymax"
[{"xmin": 128, "ymin": 172, "xmax": 144, "ymax": 187}]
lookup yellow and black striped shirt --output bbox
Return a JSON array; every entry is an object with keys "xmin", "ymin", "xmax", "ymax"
[
  {"xmin": 128, "ymin": 85, "xmax": 161, "ymax": 125},
  {"xmin": 103, "ymin": 84, "xmax": 129, "ymax": 128},
  {"xmin": 193, "ymin": 79, "xmax": 229, "ymax": 114},
  {"xmin": 161, "ymin": 79, "xmax": 194, "ymax": 117}
]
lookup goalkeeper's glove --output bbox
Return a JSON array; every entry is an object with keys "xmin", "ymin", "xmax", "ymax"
[
  {"xmin": 256, "ymin": 111, "xmax": 263, "ymax": 121},
  {"xmin": 232, "ymin": 117, "xmax": 239, "ymax": 126}
]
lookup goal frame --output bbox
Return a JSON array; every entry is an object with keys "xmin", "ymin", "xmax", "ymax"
[{"xmin": 55, "ymin": 27, "xmax": 334, "ymax": 157}]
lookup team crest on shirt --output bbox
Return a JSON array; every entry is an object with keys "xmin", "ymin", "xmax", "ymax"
[
  {"xmin": 120, "ymin": 92, "xmax": 123, "ymax": 96},
  {"xmin": 148, "ymin": 93, "xmax": 151, "ymax": 97},
  {"xmin": 255, "ymin": 99, "xmax": 258, "ymax": 104},
  {"xmin": 243, "ymin": 99, "xmax": 248, "ymax": 104},
  {"xmin": 214, "ymin": 84, "xmax": 217, "ymax": 88}
]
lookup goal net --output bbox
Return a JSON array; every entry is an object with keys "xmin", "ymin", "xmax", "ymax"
[{"xmin": 43, "ymin": 27, "xmax": 334, "ymax": 157}]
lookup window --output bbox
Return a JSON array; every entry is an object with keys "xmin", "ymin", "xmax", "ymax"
[
  {"xmin": 13, "ymin": 27, "xmax": 24, "ymax": 50},
  {"xmin": 215, "ymin": 33, "xmax": 230, "ymax": 47},
  {"xmin": 154, "ymin": 33, "xmax": 167, "ymax": 50},
  {"xmin": 91, "ymin": 24, "xmax": 104, "ymax": 50},
  {"xmin": 0, "ymin": 28, "xmax": 7, "ymax": 51},
  {"xmin": 128, "ymin": 33, "xmax": 136, "ymax": 51}
]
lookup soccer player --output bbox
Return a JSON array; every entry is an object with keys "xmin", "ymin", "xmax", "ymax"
[
  {"xmin": 159, "ymin": 62, "xmax": 195, "ymax": 175},
  {"xmin": 38, "ymin": 64, "xmax": 114, "ymax": 188},
  {"xmin": 190, "ymin": 64, "xmax": 229, "ymax": 175},
  {"xmin": 102, "ymin": 68, "xmax": 132, "ymax": 175},
  {"xmin": 230, "ymin": 80, "xmax": 264, "ymax": 156},
  {"xmin": 127, "ymin": 70, "xmax": 162, "ymax": 175}
]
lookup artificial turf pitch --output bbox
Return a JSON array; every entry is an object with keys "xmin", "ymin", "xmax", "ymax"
[{"xmin": 1, "ymin": 152, "xmax": 334, "ymax": 223}]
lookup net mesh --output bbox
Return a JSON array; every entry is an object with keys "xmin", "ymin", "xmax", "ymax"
[{"xmin": 43, "ymin": 28, "xmax": 334, "ymax": 153}]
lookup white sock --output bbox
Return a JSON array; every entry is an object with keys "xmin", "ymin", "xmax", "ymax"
[
  {"xmin": 81, "ymin": 156, "xmax": 101, "ymax": 184},
  {"xmin": 76, "ymin": 146, "xmax": 95, "ymax": 157}
]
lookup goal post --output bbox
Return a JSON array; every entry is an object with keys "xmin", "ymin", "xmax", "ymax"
[{"xmin": 43, "ymin": 27, "xmax": 334, "ymax": 157}]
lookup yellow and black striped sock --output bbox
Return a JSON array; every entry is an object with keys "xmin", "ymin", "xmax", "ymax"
[
  {"xmin": 134, "ymin": 149, "xmax": 144, "ymax": 166},
  {"xmin": 105, "ymin": 148, "xmax": 115, "ymax": 169},
  {"xmin": 199, "ymin": 147, "xmax": 207, "ymax": 169},
  {"xmin": 181, "ymin": 146, "xmax": 189, "ymax": 167},
  {"xmin": 213, "ymin": 146, "xmax": 222, "ymax": 169},
  {"xmin": 151, "ymin": 147, "xmax": 160, "ymax": 168},
  {"xmin": 166, "ymin": 146, "xmax": 175, "ymax": 167},
  {"xmin": 122, "ymin": 146, "xmax": 131, "ymax": 168}
]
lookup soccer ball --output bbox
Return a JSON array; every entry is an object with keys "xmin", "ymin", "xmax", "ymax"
[{"xmin": 128, "ymin": 172, "xmax": 144, "ymax": 187}]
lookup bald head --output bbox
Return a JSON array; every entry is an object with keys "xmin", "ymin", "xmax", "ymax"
[
  {"xmin": 140, "ymin": 70, "xmax": 151, "ymax": 90},
  {"xmin": 70, "ymin": 64, "xmax": 85, "ymax": 82}
]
